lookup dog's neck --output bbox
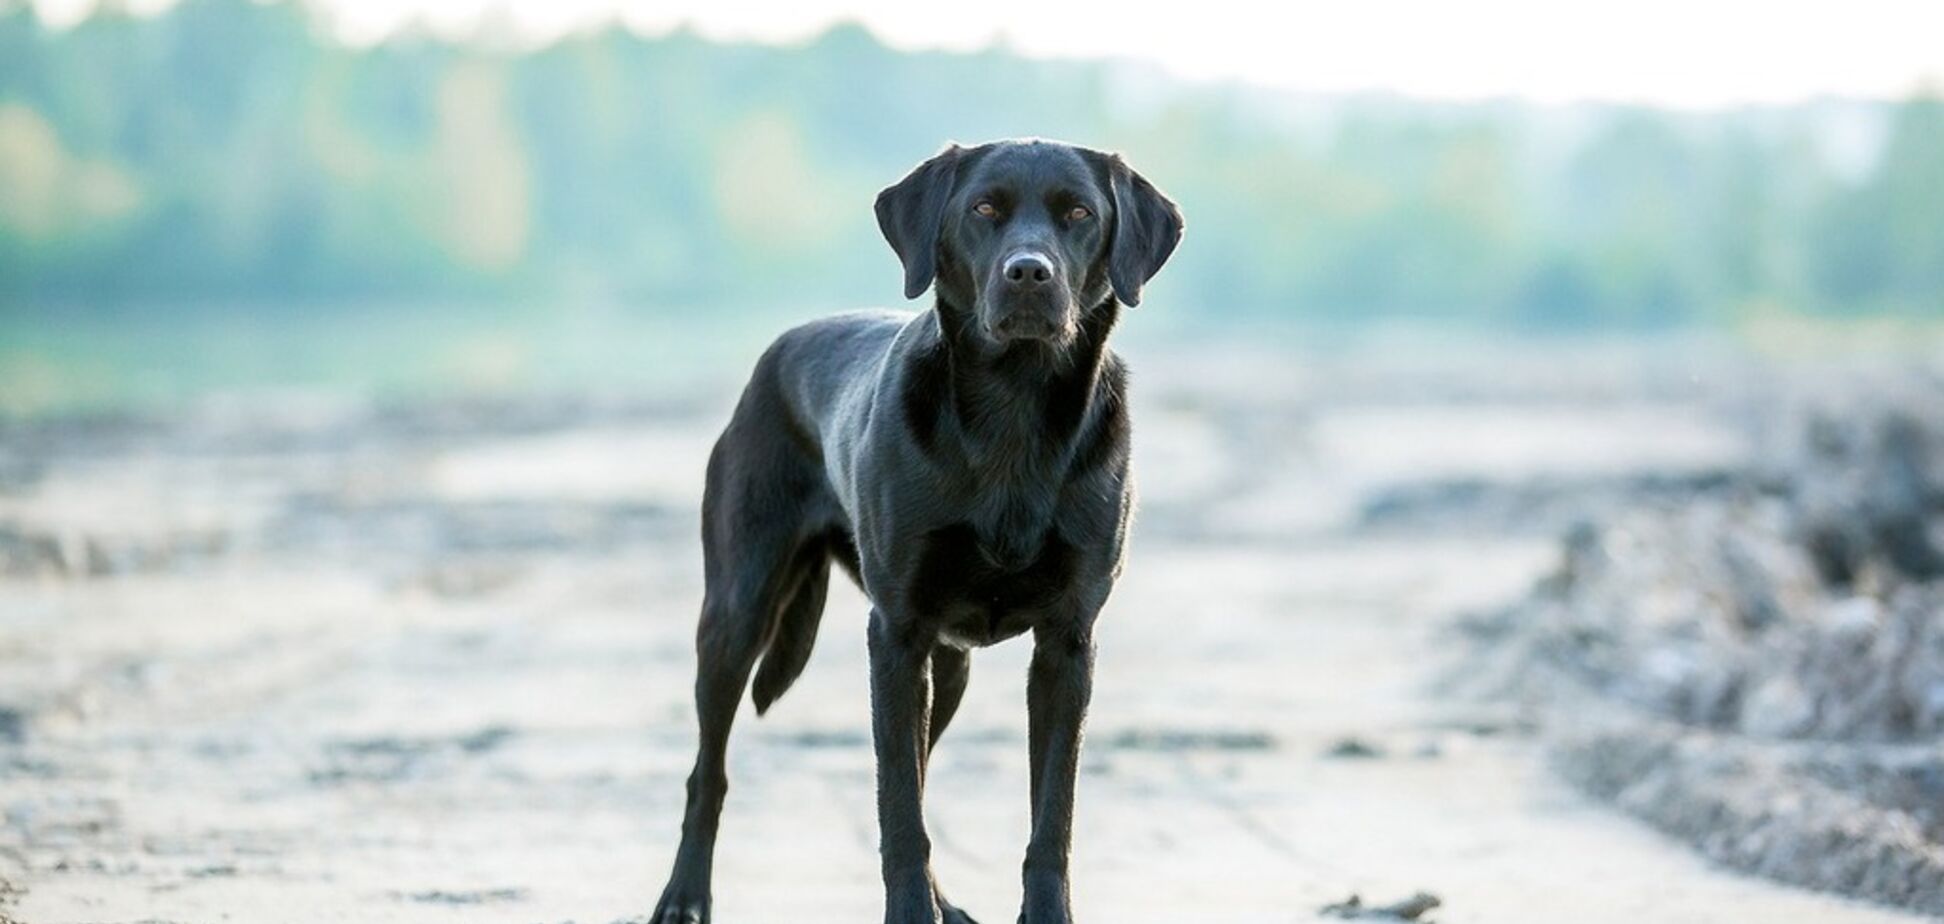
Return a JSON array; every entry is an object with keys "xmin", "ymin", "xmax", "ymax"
[
  {"xmin": 913, "ymin": 295, "xmax": 1121, "ymax": 568},
  {"xmin": 929, "ymin": 296, "xmax": 1118, "ymax": 461}
]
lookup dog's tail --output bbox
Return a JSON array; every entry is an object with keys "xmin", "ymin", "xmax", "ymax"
[{"xmin": 750, "ymin": 532, "xmax": 851, "ymax": 715}]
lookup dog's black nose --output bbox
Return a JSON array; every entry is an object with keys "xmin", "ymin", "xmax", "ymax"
[{"xmin": 1003, "ymin": 252, "xmax": 1053, "ymax": 287}]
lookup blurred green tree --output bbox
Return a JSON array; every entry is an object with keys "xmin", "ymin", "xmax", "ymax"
[{"xmin": 1, "ymin": 0, "xmax": 1939, "ymax": 328}]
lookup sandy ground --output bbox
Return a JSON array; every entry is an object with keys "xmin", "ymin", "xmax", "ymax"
[{"xmin": 0, "ymin": 339, "xmax": 1930, "ymax": 923}]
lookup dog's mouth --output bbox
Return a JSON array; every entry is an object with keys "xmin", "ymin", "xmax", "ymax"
[
  {"xmin": 980, "ymin": 293, "xmax": 1078, "ymax": 346},
  {"xmin": 989, "ymin": 313, "xmax": 1066, "ymax": 342}
]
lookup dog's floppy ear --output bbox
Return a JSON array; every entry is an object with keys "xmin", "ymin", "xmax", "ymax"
[
  {"xmin": 1102, "ymin": 154, "xmax": 1184, "ymax": 307},
  {"xmin": 875, "ymin": 144, "xmax": 964, "ymax": 300}
]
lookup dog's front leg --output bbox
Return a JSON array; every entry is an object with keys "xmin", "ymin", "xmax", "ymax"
[
  {"xmin": 1021, "ymin": 622, "xmax": 1095, "ymax": 924},
  {"xmin": 868, "ymin": 608, "xmax": 942, "ymax": 924}
]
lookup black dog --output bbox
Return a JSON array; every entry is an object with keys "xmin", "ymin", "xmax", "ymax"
[{"xmin": 652, "ymin": 139, "xmax": 1182, "ymax": 924}]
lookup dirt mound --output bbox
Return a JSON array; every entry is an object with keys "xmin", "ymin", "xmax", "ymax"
[{"xmin": 1451, "ymin": 398, "xmax": 1944, "ymax": 914}]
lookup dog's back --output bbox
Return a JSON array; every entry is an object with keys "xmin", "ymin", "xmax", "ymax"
[{"xmin": 758, "ymin": 309, "xmax": 912, "ymax": 443}]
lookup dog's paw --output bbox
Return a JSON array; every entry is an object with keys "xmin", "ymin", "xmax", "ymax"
[{"xmin": 651, "ymin": 882, "xmax": 710, "ymax": 924}]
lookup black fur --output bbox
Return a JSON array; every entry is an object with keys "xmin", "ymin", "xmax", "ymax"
[
  {"xmin": 900, "ymin": 340, "xmax": 951, "ymax": 454},
  {"xmin": 652, "ymin": 139, "xmax": 1182, "ymax": 924}
]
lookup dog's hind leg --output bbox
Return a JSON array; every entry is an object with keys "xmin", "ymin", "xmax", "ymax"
[
  {"xmin": 652, "ymin": 598, "xmax": 766, "ymax": 922},
  {"xmin": 653, "ymin": 428, "xmax": 828, "ymax": 924},
  {"xmin": 926, "ymin": 646, "xmax": 981, "ymax": 924}
]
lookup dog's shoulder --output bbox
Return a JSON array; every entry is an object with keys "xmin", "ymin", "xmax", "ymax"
[{"xmin": 1068, "ymin": 353, "xmax": 1131, "ymax": 480}]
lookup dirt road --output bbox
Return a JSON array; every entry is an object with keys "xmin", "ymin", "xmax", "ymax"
[{"xmin": 0, "ymin": 342, "xmax": 1926, "ymax": 922}]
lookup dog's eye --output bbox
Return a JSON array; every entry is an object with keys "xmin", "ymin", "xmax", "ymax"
[
  {"xmin": 1067, "ymin": 206, "xmax": 1092, "ymax": 222},
  {"xmin": 973, "ymin": 202, "xmax": 999, "ymax": 219}
]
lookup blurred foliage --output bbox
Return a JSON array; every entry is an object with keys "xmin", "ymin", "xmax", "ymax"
[{"xmin": 1, "ymin": 0, "xmax": 1941, "ymax": 326}]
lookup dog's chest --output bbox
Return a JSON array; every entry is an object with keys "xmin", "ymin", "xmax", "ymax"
[{"xmin": 909, "ymin": 519, "xmax": 1077, "ymax": 647}]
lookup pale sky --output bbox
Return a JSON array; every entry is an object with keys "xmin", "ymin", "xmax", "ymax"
[{"xmin": 31, "ymin": 0, "xmax": 1944, "ymax": 108}]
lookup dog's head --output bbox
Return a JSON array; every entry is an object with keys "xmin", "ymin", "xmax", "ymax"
[{"xmin": 875, "ymin": 139, "xmax": 1183, "ymax": 347}]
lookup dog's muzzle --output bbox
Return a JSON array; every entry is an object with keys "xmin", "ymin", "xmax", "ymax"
[{"xmin": 987, "ymin": 251, "xmax": 1070, "ymax": 342}]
